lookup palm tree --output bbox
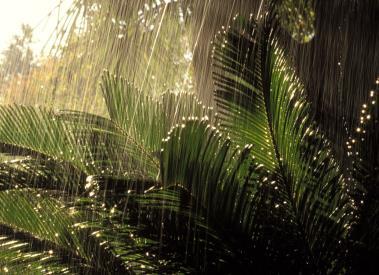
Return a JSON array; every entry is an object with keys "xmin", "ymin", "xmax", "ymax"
[
  {"xmin": 0, "ymin": 71, "xmax": 217, "ymax": 273},
  {"xmin": 0, "ymin": 1, "xmax": 377, "ymax": 274}
]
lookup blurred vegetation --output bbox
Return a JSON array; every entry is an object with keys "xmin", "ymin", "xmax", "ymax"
[{"xmin": 1, "ymin": 0, "xmax": 197, "ymax": 115}]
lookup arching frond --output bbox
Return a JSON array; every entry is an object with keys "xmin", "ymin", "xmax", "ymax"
[
  {"xmin": 213, "ymin": 17, "xmax": 352, "ymax": 272},
  {"xmin": 100, "ymin": 71, "xmax": 215, "ymax": 153},
  {"xmin": 133, "ymin": 119, "xmax": 268, "ymax": 272},
  {"xmin": 0, "ymin": 234, "xmax": 77, "ymax": 274},
  {"xmin": 0, "ymin": 106, "xmax": 98, "ymax": 175}
]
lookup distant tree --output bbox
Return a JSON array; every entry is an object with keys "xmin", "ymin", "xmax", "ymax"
[{"xmin": 0, "ymin": 24, "xmax": 34, "ymax": 80}]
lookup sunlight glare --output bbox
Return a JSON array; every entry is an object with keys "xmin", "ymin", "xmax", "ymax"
[{"xmin": 0, "ymin": 0, "xmax": 72, "ymax": 54}]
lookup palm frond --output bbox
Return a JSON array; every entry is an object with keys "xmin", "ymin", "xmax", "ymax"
[
  {"xmin": 212, "ymin": 16, "xmax": 352, "ymax": 272},
  {"xmin": 100, "ymin": 71, "xmax": 215, "ymax": 154},
  {"xmin": 0, "ymin": 187, "xmax": 147, "ymax": 273},
  {"xmin": 74, "ymin": 195, "xmax": 195, "ymax": 273},
  {"xmin": 0, "ymin": 189, "xmax": 87, "ymax": 256},
  {"xmin": 0, "ymin": 234, "xmax": 77, "ymax": 274},
  {"xmin": 0, "ymin": 70, "xmax": 216, "ymax": 182},
  {"xmin": 0, "ymin": 158, "xmax": 83, "ymax": 193},
  {"xmin": 57, "ymin": 110, "xmax": 160, "ymax": 179},
  {"xmin": 133, "ymin": 119, "xmax": 269, "ymax": 272},
  {"xmin": 0, "ymin": 106, "xmax": 97, "ymax": 174},
  {"xmin": 0, "ymin": 73, "xmax": 222, "ymax": 273}
]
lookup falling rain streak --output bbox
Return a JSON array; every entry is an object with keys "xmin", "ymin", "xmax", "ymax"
[{"xmin": 0, "ymin": 0, "xmax": 378, "ymax": 274}]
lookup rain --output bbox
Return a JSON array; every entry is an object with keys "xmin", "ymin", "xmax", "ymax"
[{"xmin": 0, "ymin": 0, "xmax": 377, "ymax": 273}]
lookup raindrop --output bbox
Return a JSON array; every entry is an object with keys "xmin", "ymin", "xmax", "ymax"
[{"xmin": 183, "ymin": 50, "xmax": 193, "ymax": 62}]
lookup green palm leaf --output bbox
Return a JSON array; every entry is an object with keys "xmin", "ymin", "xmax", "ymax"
[
  {"xmin": 0, "ymin": 72, "xmax": 221, "ymax": 273},
  {"xmin": 0, "ymin": 190, "xmax": 84, "ymax": 254},
  {"xmin": 133, "ymin": 119, "xmax": 268, "ymax": 272},
  {"xmin": 100, "ymin": 71, "xmax": 214, "ymax": 154},
  {"xmin": 57, "ymin": 110, "xmax": 160, "ymax": 179},
  {"xmin": 0, "ymin": 71, "xmax": 215, "ymax": 181},
  {"xmin": 0, "ymin": 105, "xmax": 99, "ymax": 175},
  {"xmin": 0, "ymin": 179, "xmax": 139, "ymax": 273},
  {"xmin": 0, "ymin": 234, "xmax": 77, "ymax": 274},
  {"xmin": 212, "ymin": 16, "xmax": 352, "ymax": 272}
]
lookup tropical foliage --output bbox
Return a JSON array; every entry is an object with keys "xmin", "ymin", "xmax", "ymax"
[{"xmin": 0, "ymin": 0, "xmax": 377, "ymax": 274}]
